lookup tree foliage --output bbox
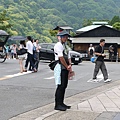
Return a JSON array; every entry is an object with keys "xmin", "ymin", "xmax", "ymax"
[
  {"xmin": 109, "ymin": 16, "xmax": 120, "ymax": 25},
  {"xmin": 0, "ymin": 0, "xmax": 120, "ymax": 42},
  {"xmin": 0, "ymin": 10, "xmax": 17, "ymax": 35},
  {"xmin": 113, "ymin": 22, "xmax": 120, "ymax": 31}
]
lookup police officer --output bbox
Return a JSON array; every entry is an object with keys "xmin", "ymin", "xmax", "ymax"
[{"xmin": 54, "ymin": 30, "xmax": 72, "ymax": 111}]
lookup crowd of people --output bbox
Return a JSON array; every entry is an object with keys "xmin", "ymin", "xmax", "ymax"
[
  {"xmin": 5, "ymin": 44, "xmax": 17, "ymax": 59},
  {"xmin": 88, "ymin": 43, "xmax": 117, "ymax": 61},
  {"xmin": 23, "ymin": 36, "xmax": 41, "ymax": 73},
  {"xmin": 5, "ymin": 36, "xmax": 41, "ymax": 73}
]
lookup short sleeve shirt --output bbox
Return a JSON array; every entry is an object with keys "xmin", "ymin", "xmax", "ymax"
[
  {"xmin": 54, "ymin": 42, "xmax": 64, "ymax": 60},
  {"xmin": 95, "ymin": 45, "xmax": 104, "ymax": 61},
  {"xmin": 26, "ymin": 41, "xmax": 33, "ymax": 54},
  {"xmin": 34, "ymin": 42, "xmax": 41, "ymax": 52}
]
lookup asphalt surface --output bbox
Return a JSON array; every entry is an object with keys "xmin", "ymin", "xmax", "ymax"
[{"xmin": 0, "ymin": 59, "xmax": 120, "ymax": 120}]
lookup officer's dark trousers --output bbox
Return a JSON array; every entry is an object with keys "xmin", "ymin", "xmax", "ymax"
[
  {"xmin": 93, "ymin": 61, "xmax": 108, "ymax": 80},
  {"xmin": 55, "ymin": 69, "xmax": 68, "ymax": 106}
]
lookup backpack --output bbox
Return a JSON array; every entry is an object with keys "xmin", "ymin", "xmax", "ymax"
[{"xmin": 90, "ymin": 48, "xmax": 93, "ymax": 55}]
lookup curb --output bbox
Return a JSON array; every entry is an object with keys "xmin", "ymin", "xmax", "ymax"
[
  {"xmin": 9, "ymin": 79, "xmax": 120, "ymax": 120},
  {"xmin": 35, "ymin": 111, "xmax": 58, "ymax": 120}
]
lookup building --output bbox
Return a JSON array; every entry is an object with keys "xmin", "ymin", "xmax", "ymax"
[
  {"xmin": 70, "ymin": 23, "xmax": 120, "ymax": 60},
  {"xmin": 53, "ymin": 25, "xmax": 73, "ymax": 33}
]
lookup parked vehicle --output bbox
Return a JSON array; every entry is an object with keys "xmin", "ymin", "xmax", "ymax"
[
  {"xmin": 39, "ymin": 43, "xmax": 82, "ymax": 65},
  {"xmin": 76, "ymin": 50, "xmax": 89, "ymax": 60}
]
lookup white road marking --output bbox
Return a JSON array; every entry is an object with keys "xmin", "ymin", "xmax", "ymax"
[
  {"xmin": 6, "ymin": 71, "xmax": 32, "ymax": 77},
  {"xmin": 0, "ymin": 71, "xmax": 32, "ymax": 81},
  {"xmin": 44, "ymin": 76, "xmax": 55, "ymax": 79},
  {"xmin": 87, "ymin": 74, "xmax": 103, "ymax": 83}
]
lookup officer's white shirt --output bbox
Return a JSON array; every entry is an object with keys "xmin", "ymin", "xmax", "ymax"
[
  {"xmin": 54, "ymin": 42, "xmax": 64, "ymax": 60},
  {"xmin": 26, "ymin": 41, "xmax": 33, "ymax": 54},
  {"xmin": 54, "ymin": 42, "xmax": 71, "ymax": 60}
]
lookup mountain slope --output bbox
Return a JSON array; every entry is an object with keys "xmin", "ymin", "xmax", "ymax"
[{"xmin": 0, "ymin": 0, "xmax": 120, "ymax": 42}]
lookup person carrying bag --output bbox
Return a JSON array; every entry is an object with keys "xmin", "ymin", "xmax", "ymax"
[
  {"xmin": 17, "ymin": 40, "xmax": 27, "ymax": 73},
  {"xmin": 92, "ymin": 39, "xmax": 112, "ymax": 83},
  {"xmin": 53, "ymin": 30, "xmax": 73, "ymax": 111}
]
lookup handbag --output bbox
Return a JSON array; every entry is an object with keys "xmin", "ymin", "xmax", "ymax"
[
  {"xmin": 48, "ymin": 60, "xmax": 59, "ymax": 70},
  {"xmin": 68, "ymin": 71, "xmax": 75, "ymax": 80},
  {"xmin": 90, "ymin": 56, "xmax": 98, "ymax": 63},
  {"xmin": 17, "ymin": 48, "xmax": 27, "ymax": 55}
]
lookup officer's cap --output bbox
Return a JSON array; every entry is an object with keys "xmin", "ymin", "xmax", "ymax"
[{"xmin": 57, "ymin": 30, "xmax": 70, "ymax": 37}]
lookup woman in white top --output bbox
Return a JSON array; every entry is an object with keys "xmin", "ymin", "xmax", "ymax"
[{"xmin": 18, "ymin": 40, "xmax": 26, "ymax": 73}]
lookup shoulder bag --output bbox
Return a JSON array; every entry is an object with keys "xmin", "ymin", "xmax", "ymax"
[
  {"xmin": 48, "ymin": 60, "xmax": 59, "ymax": 70},
  {"xmin": 90, "ymin": 56, "xmax": 98, "ymax": 63},
  {"xmin": 17, "ymin": 48, "xmax": 27, "ymax": 55}
]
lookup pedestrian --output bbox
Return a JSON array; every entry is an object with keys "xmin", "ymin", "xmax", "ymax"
[
  {"xmin": 11, "ymin": 44, "xmax": 17, "ymax": 59},
  {"xmin": 93, "ymin": 39, "xmax": 112, "ymax": 83},
  {"xmin": 24, "ymin": 36, "xmax": 37, "ymax": 72},
  {"xmin": 54, "ymin": 30, "xmax": 72, "ymax": 111},
  {"xmin": 88, "ymin": 44, "xmax": 94, "ymax": 58},
  {"xmin": 9, "ymin": 44, "xmax": 13, "ymax": 59},
  {"xmin": 5, "ymin": 45, "xmax": 10, "ymax": 59},
  {"xmin": 33, "ymin": 39, "xmax": 41, "ymax": 71},
  {"xmin": 17, "ymin": 40, "xmax": 27, "ymax": 73},
  {"xmin": 109, "ymin": 45, "xmax": 114, "ymax": 61},
  {"xmin": 28, "ymin": 39, "xmax": 35, "ymax": 71}
]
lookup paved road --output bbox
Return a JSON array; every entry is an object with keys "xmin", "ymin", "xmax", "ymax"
[{"xmin": 0, "ymin": 59, "xmax": 120, "ymax": 120}]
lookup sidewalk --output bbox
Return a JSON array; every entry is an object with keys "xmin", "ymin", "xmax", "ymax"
[{"xmin": 9, "ymin": 80, "xmax": 120, "ymax": 120}]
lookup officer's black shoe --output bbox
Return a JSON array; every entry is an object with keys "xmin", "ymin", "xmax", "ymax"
[
  {"xmin": 54, "ymin": 105, "xmax": 66, "ymax": 111},
  {"xmin": 62, "ymin": 103, "xmax": 71, "ymax": 109}
]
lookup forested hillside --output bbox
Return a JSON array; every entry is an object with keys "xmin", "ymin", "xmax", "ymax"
[{"xmin": 0, "ymin": 0, "xmax": 120, "ymax": 42}]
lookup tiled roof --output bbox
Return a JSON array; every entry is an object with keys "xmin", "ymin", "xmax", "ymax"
[
  {"xmin": 76, "ymin": 25, "xmax": 112, "ymax": 33},
  {"xmin": 53, "ymin": 25, "xmax": 73, "ymax": 30}
]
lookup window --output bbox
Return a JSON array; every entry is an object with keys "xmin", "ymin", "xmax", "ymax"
[
  {"xmin": 47, "ymin": 44, "xmax": 54, "ymax": 50},
  {"xmin": 41, "ymin": 44, "xmax": 48, "ymax": 49}
]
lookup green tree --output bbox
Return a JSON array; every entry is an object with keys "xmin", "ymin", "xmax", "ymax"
[
  {"xmin": 1, "ymin": 0, "xmax": 120, "ymax": 43},
  {"xmin": 82, "ymin": 19, "xmax": 92, "ymax": 27},
  {"xmin": 109, "ymin": 16, "xmax": 120, "ymax": 25},
  {"xmin": 49, "ymin": 30, "xmax": 58, "ymax": 37},
  {"xmin": 113, "ymin": 22, "xmax": 120, "ymax": 31},
  {"xmin": 0, "ymin": 10, "xmax": 17, "ymax": 35},
  {"xmin": 0, "ymin": 10, "xmax": 11, "ymax": 29}
]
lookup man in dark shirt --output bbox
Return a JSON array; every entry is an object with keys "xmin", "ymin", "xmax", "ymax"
[{"xmin": 93, "ymin": 39, "xmax": 112, "ymax": 83}]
